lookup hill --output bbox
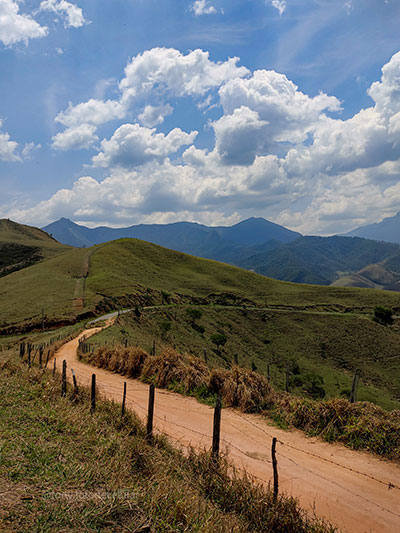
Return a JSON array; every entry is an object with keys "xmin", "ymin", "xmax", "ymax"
[
  {"xmin": 4, "ymin": 231, "xmax": 400, "ymax": 332},
  {"xmin": 42, "ymin": 216, "xmax": 301, "ymax": 262},
  {"xmin": 345, "ymin": 211, "xmax": 400, "ymax": 244},
  {"xmin": 237, "ymin": 235, "xmax": 400, "ymax": 285},
  {"xmin": 0, "ymin": 219, "xmax": 68, "ymax": 278}
]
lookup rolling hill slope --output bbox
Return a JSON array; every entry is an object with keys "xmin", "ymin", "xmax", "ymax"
[{"xmin": 0, "ymin": 219, "xmax": 69, "ymax": 278}]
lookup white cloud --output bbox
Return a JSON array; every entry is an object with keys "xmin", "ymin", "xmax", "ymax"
[
  {"xmin": 39, "ymin": 0, "xmax": 87, "ymax": 28},
  {"xmin": 119, "ymin": 48, "xmax": 249, "ymax": 101},
  {"xmin": 52, "ymin": 124, "xmax": 98, "ymax": 151},
  {"xmin": 138, "ymin": 104, "xmax": 173, "ymax": 127},
  {"xmin": 92, "ymin": 123, "xmax": 198, "ymax": 168},
  {"xmin": 212, "ymin": 106, "xmax": 268, "ymax": 165},
  {"xmin": 55, "ymin": 99, "xmax": 127, "ymax": 128},
  {"xmin": 270, "ymin": 0, "xmax": 286, "ymax": 16},
  {"xmin": 0, "ymin": 0, "xmax": 48, "ymax": 45},
  {"xmin": 190, "ymin": 0, "xmax": 217, "ymax": 16}
]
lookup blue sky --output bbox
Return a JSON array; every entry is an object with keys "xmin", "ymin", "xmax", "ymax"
[{"xmin": 1, "ymin": 0, "xmax": 400, "ymax": 234}]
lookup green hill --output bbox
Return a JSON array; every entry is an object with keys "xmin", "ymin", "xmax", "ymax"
[
  {"xmin": 2, "ymin": 235, "xmax": 400, "ymax": 331},
  {"xmin": 0, "ymin": 219, "xmax": 68, "ymax": 278}
]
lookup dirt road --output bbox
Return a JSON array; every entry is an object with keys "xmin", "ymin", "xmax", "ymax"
[{"xmin": 56, "ymin": 329, "xmax": 400, "ymax": 533}]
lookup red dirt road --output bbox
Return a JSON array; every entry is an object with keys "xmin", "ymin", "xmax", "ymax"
[{"xmin": 56, "ymin": 329, "xmax": 400, "ymax": 533}]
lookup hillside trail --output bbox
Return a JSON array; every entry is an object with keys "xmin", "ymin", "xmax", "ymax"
[{"xmin": 56, "ymin": 328, "xmax": 400, "ymax": 533}]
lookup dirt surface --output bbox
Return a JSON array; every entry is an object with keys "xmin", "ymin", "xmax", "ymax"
[{"xmin": 56, "ymin": 328, "xmax": 400, "ymax": 533}]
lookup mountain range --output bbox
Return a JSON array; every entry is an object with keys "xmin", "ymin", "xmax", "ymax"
[{"xmin": 42, "ymin": 216, "xmax": 400, "ymax": 289}]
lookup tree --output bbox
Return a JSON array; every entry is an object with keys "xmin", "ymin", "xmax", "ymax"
[
  {"xmin": 210, "ymin": 333, "xmax": 227, "ymax": 349},
  {"xmin": 373, "ymin": 306, "xmax": 394, "ymax": 326}
]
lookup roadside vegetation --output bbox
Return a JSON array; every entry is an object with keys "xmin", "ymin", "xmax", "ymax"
[
  {"xmin": 79, "ymin": 340, "xmax": 400, "ymax": 462},
  {"xmin": 87, "ymin": 306, "xmax": 400, "ymax": 411},
  {"xmin": 0, "ymin": 352, "xmax": 334, "ymax": 533}
]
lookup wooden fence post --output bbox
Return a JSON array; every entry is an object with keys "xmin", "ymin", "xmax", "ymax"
[
  {"xmin": 272, "ymin": 437, "xmax": 279, "ymax": 502},
  {"xmin": 61, "ymin": 360, "xmax": 67, "ymax": 397},
  {"xmin": 44, "ymin": 350, "xmax": 50, "ymax": 369},
  {"xmin": 121, "ymin": 382, "xmax": 127, "ymax": 417},
  {"xmin": 91, "ymin": 374, "xmax": 96, "ymax": 413},
  {"xmin": 350, "ymin": 371, "xmax": 359, "ymax": 403},
  {"xmin": 285, "ymin": 363, "xmax": 290, "ymax": 392},
  {"xmin": 71, "ymin": 369, "xmax": 78, "ymax": 393},
  {"xmin": 146, "ymin": 384, "xmax": 155, "ymax": 443},
  {"xmin": 39, "ymin": 346, "xmax": 43, "ymax": 368},
  {"xmin": 212, "ymin": 395, "xmax": 222, "ymax": 462}
]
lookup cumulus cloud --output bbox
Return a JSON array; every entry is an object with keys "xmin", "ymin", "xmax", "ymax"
[
  {"xmin": 39, "ymin": 0, "xmax": 87, "ymax": 28},
  {"xmin": 52, "ymin": 124, "xmax": 98, "ymax": 151},
  {"xmin": 55, "ymin": 99, "xmax": 127, "ymax": 128},
  {"xmin": 190, "ymin": 0, "xmax": 217, "ymax": 16},
  {"xmin": 138, "ymin": 104, "xmax": 173, "ymax": 127},
  {"xmin": 92, "ymin": 124, "xmax": 198, "ymax": 168},
  {"xmin": 0, "ymin": 0, "xmax": 48, "ymax": 45},
  {"xmin": 52, "ymin": 48, "xmax": 248, "ymax": 152},
  {"xmin": 119, "ymin": 48, "xmax": 249, "ymax": 101}
]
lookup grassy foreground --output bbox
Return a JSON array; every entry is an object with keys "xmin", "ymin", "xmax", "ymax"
[{"xmin": 0, "ymin": 354, "xmax": 333, "ymax": 533}]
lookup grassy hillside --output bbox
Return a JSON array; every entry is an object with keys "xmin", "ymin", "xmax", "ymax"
[
  {"xmin": 0, "ymin": 219, "xmax": 68, "ymax": 279},
  {"xmin": 0, "ymin": 352, "xmax": 332, "ymax": 532},
  {"xmin": 2, "ymin": 236, "xmax": 400, "ymax": 330},
  {"xmin": 86, "ymin": 239, "xmax": 400, "ymax": 310}
]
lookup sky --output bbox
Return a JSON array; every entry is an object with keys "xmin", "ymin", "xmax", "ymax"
[{"xmin": 1, "ymin": 0, "xmax": 400, "ymax": 235}]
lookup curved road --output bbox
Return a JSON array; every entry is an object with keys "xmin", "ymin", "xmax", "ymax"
[{"xmin": 56, "ymin": 328, "xmax": 400, "ymax": 533}]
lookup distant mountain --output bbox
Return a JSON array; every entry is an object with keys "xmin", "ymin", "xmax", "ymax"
[
  {"xmin": 345, "ymin": 212, "xmax": 400, "ymax": 244},
  {"xmin": 42, "ymin": 217, "xmax": 301, "ymax": 262},
  {"xmin": 237, "ymin": 235, "xmax": 400, "ymax": 285}
]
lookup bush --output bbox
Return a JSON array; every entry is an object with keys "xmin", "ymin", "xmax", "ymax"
[
  {"xmin": 210, "ymin": 333, "xmax": 227, "ymax": 348},
  {"xmin": 373, "ymin": 306, "xmax": 394, "ymax": 326}
]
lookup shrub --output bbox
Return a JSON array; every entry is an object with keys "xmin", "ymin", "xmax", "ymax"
[{"xmin": 373, "ymin": 306, "xmax": 394, "ymax": 326}]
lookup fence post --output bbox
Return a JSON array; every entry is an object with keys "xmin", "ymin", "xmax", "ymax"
[
  {"xmin": 212, "ymin": 395, "xmax": 222, "ymax": 462},
  {"xmin": 285, "ymin": 363, "xmax": 290, "ymax": 392},
  {"xmin": 39, "ymin": 346, "xmax": 43, "ymax": 368},
  {"xmin": 71, "ymin": 369, "xmax": 78, "ymax": 393},
  {"xmin": 272, "ymin": 437, "xmax": 279, "ymax": 502},
  {"xmin": 350, "ymin": 371, "xmax": 359, "ymax": 403},
  {"xmin": 61, "ymin": 360, "xmax": 67, "ymax": 397},
  {"xmin": 91, "ymin": 374, "xmax": 96, "ymax": 413},
  {"xmin": 53, "ymin": 358, "xmax": 56, "ymax": 376},
  {"xmin": 203, "ymin": 347, "xmax": 208, "ymax": 364},
  {"xmin": 121, "ymin": 382, "xmax": 127, "ymax": 417},
  {"xmin": 44, "ymin": 350, "xmax": 50, "ymax": 369},
  {"xmin": 146, "ymin": 384, "xmax": 155, "ymax": 443},
  {"xmin": 267, "ymin": 363, "xmax": 271, "ymax": 383}
]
